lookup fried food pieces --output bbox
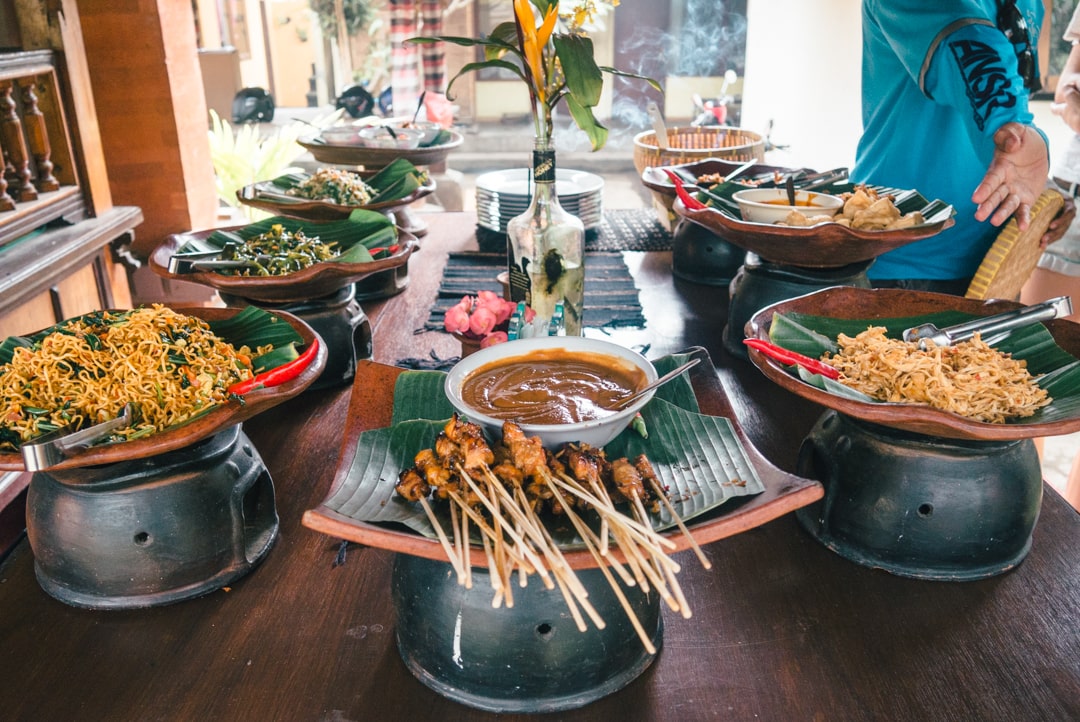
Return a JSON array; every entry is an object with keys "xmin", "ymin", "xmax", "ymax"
[{"xmin": 780, "ymin": 184, "xmax": 925, "ymax": 230}]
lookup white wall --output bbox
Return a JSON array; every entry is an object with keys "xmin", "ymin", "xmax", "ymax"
[{"xmin": 741, "ymin": 0, "xmax": 863, "ymax": 171}]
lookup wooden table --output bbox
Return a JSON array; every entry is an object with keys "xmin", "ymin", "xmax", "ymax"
[{"xmin": 0, "ymin": 212, "xmax": 1077, "ymax": 721}]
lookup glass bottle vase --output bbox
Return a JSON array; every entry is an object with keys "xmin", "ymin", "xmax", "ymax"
[{"xmin": 505, "ymin": 139, "xmax": 585, "ymax": 336}]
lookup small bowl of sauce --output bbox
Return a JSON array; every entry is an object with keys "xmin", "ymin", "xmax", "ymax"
[
  {"xmin": 732, "ymin": 187, "xmax": 843, "ymax": 225},
  {"xmin": 444, "ymin": 336, "xmax": 658, "ymax": 448}
]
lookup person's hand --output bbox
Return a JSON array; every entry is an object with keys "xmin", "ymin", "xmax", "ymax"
[
  {"xmin": 1050, "ymin": 85, "xmax": 1080, "ymax": 135},
  {"xmin": 1042, "ymin": 194, "xmax": 1076, "ymax": 248},
  {"xmin": 971, "ymin": 122, "xmax": 1049, "ymax": 230}
]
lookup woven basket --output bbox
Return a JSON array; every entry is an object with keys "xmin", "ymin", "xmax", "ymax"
[
  {"xmin": 965, "ymin": 189, "xmax": 1065, "ymax": 301},
  {"xmin": 632, "ymin": 126, "xmax": 766, "ymax": 176}
]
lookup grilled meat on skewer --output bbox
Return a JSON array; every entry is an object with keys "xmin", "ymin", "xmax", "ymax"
[
  {"xmin": 609, "ymin": 457, "xmax": 645, "ymax": 503},
  {"xmin": 395, "ymin": 467, "xmax": 431, "ymax": 502}
]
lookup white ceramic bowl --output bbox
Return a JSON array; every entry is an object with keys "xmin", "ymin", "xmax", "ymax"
[
  {"xmin": 444, "ymin": 336, "xmax": 658, "ymax": 449},
  {"xmin": 397, "ymin": 121, "xmax": 442, "ymax": 145},
  {"xmin": 357, "ymin": 126, "xmax": 423, "ymax": 150},
  {"xmin": 733, "ymin": 187, "xmax": 843, "ymax": 225},
  {"xmin": 318, "ymin": 125, "xmax": 363, "ymax": 145}
]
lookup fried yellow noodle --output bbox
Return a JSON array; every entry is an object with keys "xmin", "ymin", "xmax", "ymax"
[
  {"xmin": 822, "ymin": 326, "xmax": 1051, "ymax": 423},
  {"xmin": 0, "ymin": 305, "xmax": 261, "ymax": 450}
]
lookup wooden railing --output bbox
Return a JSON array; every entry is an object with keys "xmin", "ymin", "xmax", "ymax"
[{"xmin": 0, "ymin": 49, "xmax": 86, "ymax": 248}]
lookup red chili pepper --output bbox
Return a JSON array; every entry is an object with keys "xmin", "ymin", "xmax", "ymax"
[
  {"xmin": 663, "ymin": 169, "xmax": 708, "ymax": 211},
  {"xmin": 369, "ymin": 243, "xmax": 400, "ymax": 260},
  {"xmin": 743, "ymin": 337, "xmax": 840, "ymax": 380},
  {"xmin": 228, "ymin": 338, "xmax": 320, "ymax": 395}
]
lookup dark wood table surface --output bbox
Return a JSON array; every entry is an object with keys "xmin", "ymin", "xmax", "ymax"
[{"xmin": 0, "ymin": 211, "xmax": 1077, "ymax": 721}]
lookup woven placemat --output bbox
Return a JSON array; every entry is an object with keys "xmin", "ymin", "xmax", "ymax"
[
  {"xmin": 476, "ymin": 208, "xmax": 671, "ymax": 253},
  {"xmin": 424, "ymin": 251, "xmax": 646, "ymax": 332}
]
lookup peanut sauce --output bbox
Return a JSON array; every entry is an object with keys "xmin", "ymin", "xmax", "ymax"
[{"xmin": 461, "ymin": 349, "xmax": 648, "ymax": 424}]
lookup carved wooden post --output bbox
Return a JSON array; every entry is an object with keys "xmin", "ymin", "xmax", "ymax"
[
  {"xmin": 19, "ymin": 78, "xmax": 59, "ymax": 192},
  {"xmin": 0, "ymin": 133, "xmax": 14, "ymax": 211},
  {"xmin": 0, "ymin": 81, "xmax": 38, "ymax": 202}
]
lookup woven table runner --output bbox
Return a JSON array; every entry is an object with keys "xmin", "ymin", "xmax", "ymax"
[
  {"xmin": 425, "ymin": 251, "xmax": 646, "ymax": 332},
  {"xmin": 475, "ymin": 208, "xmax": 671, "ymax": 253}
]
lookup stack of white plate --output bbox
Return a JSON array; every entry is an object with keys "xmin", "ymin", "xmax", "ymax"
[{"xmin": 475, "ymin": 168, "xmax": 605, "ymax": 233}]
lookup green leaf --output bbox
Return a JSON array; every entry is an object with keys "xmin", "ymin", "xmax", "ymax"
[
  {"xmin": 564, "ymin": 94, "xmax": 608, "ymax": 151},
  {"xmin": 446, "ymin": 59, "xmax": 526, "ymax": 99},
  {"xmin": 553, "ymin": 33, "xmax": 603, "ymax": 107},
  {"xmin": 0, "ymin": 335, "xmax": 32, "ymax": 366},
  {"xmin": 247, "ymin": 343, "xmax": 300, "ymax": 374},
  {"xmin": 600, "ymin": 66, "xmax": 665, "ymax": 94},
  {"xmin": 205, "ymin": 306, "xmax": 304, "ymax": 358}
]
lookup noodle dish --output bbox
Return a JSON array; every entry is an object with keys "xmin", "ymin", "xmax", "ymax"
[{"xmin": 0, "ymin": 305, "xmax": 315, "ymax": 462}]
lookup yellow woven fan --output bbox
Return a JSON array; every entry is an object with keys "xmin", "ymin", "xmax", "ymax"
[{"xmin": 965, "ymin": 189, "xmax": 1065, "ymax": 300}]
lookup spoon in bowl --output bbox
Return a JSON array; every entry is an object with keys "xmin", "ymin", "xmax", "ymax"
[{"xmin": 610, "ymin": 357, "xmax": 701, "ymax": 410}]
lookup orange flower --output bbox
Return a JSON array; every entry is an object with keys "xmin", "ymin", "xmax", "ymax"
[{"xmin": 514, "ymin": 0, "xmax": 559, "ymax": 103}]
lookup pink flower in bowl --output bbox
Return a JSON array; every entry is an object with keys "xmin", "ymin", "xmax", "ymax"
[
  {"xmin": 444, "ymin": 298, "xmax": 474, "ymax": 335},
  {"xmin": 444, "ymin": 292, "xmax": 519, "ymax": 347}
]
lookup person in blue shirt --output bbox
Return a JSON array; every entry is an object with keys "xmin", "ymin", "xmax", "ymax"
[{"xmin": 854, "ymin": 0, "xmax": 1074, "ymax": 294}]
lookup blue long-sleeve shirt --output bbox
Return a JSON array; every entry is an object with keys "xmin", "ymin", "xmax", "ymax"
[{"xmin": 854, "ymin": 0, "xmax": 1044, "ymax": 281}]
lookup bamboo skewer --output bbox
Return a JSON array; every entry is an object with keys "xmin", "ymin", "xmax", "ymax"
[
  {"xmin": 449, "ymin": 500, "xmax": 463, "ymax": 582},
  {"xmin": 545, "ymin": 479, "xmax": 657, "ymax": 655},
  {"xmin": 418, "ymin": 496, "xmax": 465, "ymax": 582},
  {"xmin": 461, "ymin": 506, "xmax": 473, "ymax": 589},
  {"xmin": 647, "ymin": 476, "xmax": 712, "ymax": 570}
]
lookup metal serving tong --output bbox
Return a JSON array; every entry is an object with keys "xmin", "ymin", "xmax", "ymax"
[
  {"xmin": 902, "ymin": 296, "xmax": 1073, "ymax": 350},
  {"xmin": 168, "ymin": 246, "xmax": 270, "ymax": 274},
  {"xmin": 21, "ymin": 404, "xmax": 135, "ymax": 472}
]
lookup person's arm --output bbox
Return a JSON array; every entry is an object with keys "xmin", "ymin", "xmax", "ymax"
[
  {"xmin": 1052, "ymin": 42, "xmax": 1080, "ymax": 134},
  {"xmin": 918, "ymin": 18, "xmax": 1049, "ymax": 230}
]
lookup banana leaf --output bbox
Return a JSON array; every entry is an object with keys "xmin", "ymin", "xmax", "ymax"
[
  {"xmin": 267, "ymin": 157, "xmax": 426, "ymax": 205},
  {"xmin": 206, "ymin": 305, "xmax": 304, "ymax": 372},
  {"xmin": 767, "ymin": 311, "xmax": 1080, "ymax": 425},
  {"xmin": 180, "ymin": 209, "xmax": 397, "ymax": 266},
  {"xmin": 323, "ymin": 353, "xmax": 759, "ymax": 548}
]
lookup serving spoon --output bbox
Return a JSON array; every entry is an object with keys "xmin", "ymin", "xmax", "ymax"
[{"xmin": 611, "ymin": 357, "xmax": 701, "ymax": 410}]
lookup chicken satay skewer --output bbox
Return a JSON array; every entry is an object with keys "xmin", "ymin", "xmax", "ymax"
[
  {"xmin": 519, "ymin": 485, "xmax": 607, "ymax": 632},
  {"xmin": 545, "ymin": 477, "xmax": 657, "ymax": 654},
  {"xmin": 396, "ymin": 469, "xmax": 465, "ymax": 582},
  {"xmin": 449, "ymin": 481, "xmax": 550, "ymax": 587},
  {"xmin": 608, "ymin": 458, "xmax": 689, "ymax": 613},
  {"xmin": 482, "ymin": 471, "xmax": 512, "ymax": 607},
  {"xmin": 550, "ymin": 471, "xmax": 678, "ymax": 566},
  {"xmin": 446, "ymin": 488, "xmax": 538, "ymax": 579},
  {"xmin": 542, "ymin": 470, "xmax": 640, "ymax": 589},
  {"xmin": 421, "ymin": 496, "xmax": 464, "ymax": 581},
  {"xmin": 637, "ymin": 454, "xmax": 711, "ymax": 570}
]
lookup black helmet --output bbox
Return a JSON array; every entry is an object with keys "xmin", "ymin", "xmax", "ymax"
[
  {"xmin": 232, "ymin": 87, "xmax": 275, "ymax": 124},
  {"xmin": 336, "ymin": 85, "xmax": 377, "ymax": 118}
]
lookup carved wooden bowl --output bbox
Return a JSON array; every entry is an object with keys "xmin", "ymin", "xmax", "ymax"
[
  {"xmin": 0, "ymin": 306, "xmax": 325, "ymax": 471},
  {"xmin": 150, "ymin": 226, "xmax": 419, "ymax": 304},
  {"xmin": 744, "ymin": 286, "xmax": 1080, "ymax": 441}
]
